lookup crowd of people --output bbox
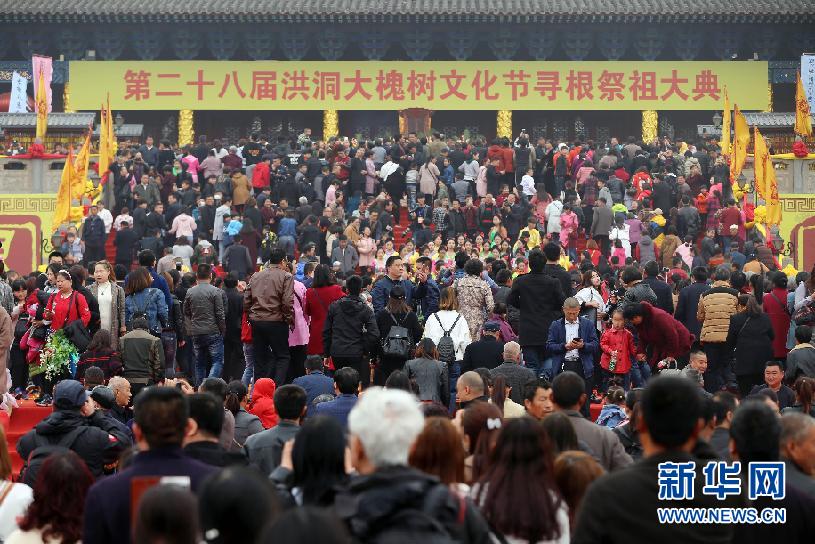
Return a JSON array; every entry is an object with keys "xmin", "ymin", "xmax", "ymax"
[{"xmin": 0, "ymin": 127, "xmax": 814, "ymax": 542}]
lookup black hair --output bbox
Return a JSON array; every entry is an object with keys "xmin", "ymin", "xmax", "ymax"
[
  {"xmin": 540, "ymin": 411, "xmax": 579, "ymax": 454},
  {"xmin": 641, "ymin": 376, "xmax": 701, "ymax": 449},
  {"xmin": 454, "ymin": 251, "xmax": 469, "ymax": 270},
  {"xmin": 730, "ymin": 399, "xmax": 781, "ymax": 463},
  {"xmin": 765, "ymin": 360, "xmax": 783, "ymax": 371},
  {"xmin": 137, "ymin": 249, "xmax": 156, "ymax": 267},
  {"xmin": 464, "ymin": 258, "xmax": 483, "ymax": 276},
  {"xmin": 187, "ymin": 393, "xmax": 225, "ymax": 438},
  {"xmin": 543, "ymin": 242, "xmax": 560, "ymax": 262},
  {"xmin": 345, "ymin": 275, "xmax": 363, "ymax": 296},
  {"xmin": 134, "ymin": 484, "xmax": 199, "ymax": 544},
  {"xmin": 622, "ymin": 302, "xmax": 645, "ymax": 320},
  {"xmin": 199, "ymin": 377, "xmax": 228, "ymax": 402},
  {"xmin": 334, "ymin": 367, "xmax": 360, "ymax": 395},
  {"xmin": 771, "ymin": 271, "xmax": 788, "ymax": 289},
  {"xmin": 621, "ymin": 266, "xmax": 642, "ymax": 284},
  {"xmin": 225, "ymin": 380, "xmax": 248, "ymax": 416},
  {"xmin": 258, "ymin": 507, "xmax": 351, "ymax": 544},
  {"xmin": 273, "ymin": 385, "xmax": 308, "ymax": 420},
  {"xmin": 795, "ymin": 325, "xmax": 813, "ymax": 344},
  {"xmin": 385, "ymin": 255, "xmax": 401, "ymax": 269},
  {"xmin": 268, "ymin": 247, "xmax": 286, "ymax": 264},
  {"xmin": 223, "ymin": 273, "xmax": 238, "ymax": 289},
  {"xmin": 551, "ymin": 371, "xmax": 585, "ymax": 409},
  {"xmin": 305, "ymin": 355, "xmax": 324, "ymax": 372},
  {"xmin": 198, "ymin": 467, "xmax": 279, "ymax": 544},
  {"xmin": 522, "ymin": 378, "xmax": 552, "ymax": 404},
  {"xmin": 134, "ymin": 387, "xmax": 189, "ymax": 449},
  {"xmin": 643, "ymin": 260, "xmax": 660, "ymax": 278},
  {"xmin": 528, "ymin": 248, "xmax": 546, "ymax": 273},
  {"xmin": 711, "ymin": 391, "xmax": 738, "ymax": 424},
  {"xmin": 384, "ymin": 370, "xmax": 413, "ymax": 393}
]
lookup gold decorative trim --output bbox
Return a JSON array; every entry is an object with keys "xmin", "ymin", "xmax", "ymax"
[
  {"xmin": 323, "ymin": 109, "xmax": 339, "ymax": 139},
  {"xmin": 765, "ymin": 83, "xmax": 773, "ymax": 113},
  {"xmin": 63, "ymin": 82, "xmax": 74, "ymax": 113},
  {"xmin": 178, "ymin": 109, "xmax": 194, "ymax": 146},
  {"xmin": 642, "ymin": 110, "xmax": 658, "ymax": 144},
  {"xmin": 496, "ymin": 110, "xmax": 512, "ymax": 139}
]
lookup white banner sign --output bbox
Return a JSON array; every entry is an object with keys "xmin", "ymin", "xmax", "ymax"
[
  {"xmin": 8, "ymin": 71, "xmax": 28, "ymax": 113},
  {"xmin": 803, "ymin": 54, "xmax": 815, "ymax": 110}
]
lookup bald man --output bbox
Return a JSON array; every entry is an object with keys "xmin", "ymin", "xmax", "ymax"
[
  {"xmin": 490, "ymin": 341, "xmax": 536, "ymax": 405},
  {"xmin": 455, "ymin": 371, "xmax": 487, "ymax": 409}
]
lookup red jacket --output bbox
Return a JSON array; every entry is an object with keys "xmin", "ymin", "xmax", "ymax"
[
  {"xmin": 252, "ymin": 161, "xmax": 270, "ymax": 189},
  {"xmin": 600, "ymin": 327, "xmax": 637, "ymax": 373},
  {"xmin": 248, "ymin": 378, "xmax": 279, "ymax": 429},
  {"xmin": 633, "ymin": 302, "xmax": 694, "ymax": 366},
  {"xmin": 487, "ymin": 145, "xmax": 504, "ymax": 170},
  {"xmin": 501, "ymin": 147, "xmax": 514, "ymax": 173}
]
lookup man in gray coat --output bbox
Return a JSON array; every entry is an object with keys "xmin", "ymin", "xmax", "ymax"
[
  {"xmin": 490, "ymin": 341, "xmax": 536, "ymax": 405},
  {"xmin": 552, "ymin": 371, "xmax": 632, "ymax": 472},
  {"xmin": 590, "ymin": 197, "xmax": 614, "ymax": 254},
  {"xmin": 183, "ymin": 264, "xmax": 226, "ymax": 386},
  {"xmin": 330, "ymin": 235, "xmax": 359, "ymax": 275},
  {"xmin": 244, "ymin": 384, "xmax": 307, "ymax": 476}
]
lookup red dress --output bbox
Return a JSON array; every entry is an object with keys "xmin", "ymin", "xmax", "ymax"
[
  {"xmin": 763, "ymin": 287, "xmax": 791, "ymax": 359},
  {"xmin": 304, "ymin": 285, "xmax": 345, "ymax": 355}
]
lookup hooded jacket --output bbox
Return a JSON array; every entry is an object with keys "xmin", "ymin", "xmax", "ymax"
[
  {"xmin": 322, "ymin": 296, "xmax": 380, "ymax": 358},
  {"xmin": 632, "ymin": 302, "xmax": 694, "ymax": 366},
  {"xmin": 637, "ymin": 235, "xmax": 657, "ymax": 264},
  {"xmin": 248, "ymin": 378, "xmax": 278, "ymax": 429},
  {"xmin": 17, "ymin": 409, "xmax": 130, "ymax": 478}
]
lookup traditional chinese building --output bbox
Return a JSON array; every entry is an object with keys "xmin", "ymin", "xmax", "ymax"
[{"xmin": 0, "ymin": 1, "xmax": 812, "ymax": 147}]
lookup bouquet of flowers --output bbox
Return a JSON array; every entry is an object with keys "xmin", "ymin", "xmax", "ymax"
[{"xmin": 32, "ymin": 329, "xmax": 79, "ymax": 380}]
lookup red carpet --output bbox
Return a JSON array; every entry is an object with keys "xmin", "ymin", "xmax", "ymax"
[{"xmin": 5, "ymin": 402, "xmax": 52, "ymax": 476}]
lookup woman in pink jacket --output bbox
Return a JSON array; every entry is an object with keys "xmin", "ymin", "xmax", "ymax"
[
  {"xmin": 169, "ymin": 208, "xmax": 197, "ymax": 244},
  {"xmin": 356, "ymin": 227, "xmax": 377, "ymax": 274},
  {"xmin": 288, "ymin": 276, "xmax": 310, "ymax": 383},
  {"xmin": 181, "ymin": 148, "xmax": 199, "ymax": 184}
]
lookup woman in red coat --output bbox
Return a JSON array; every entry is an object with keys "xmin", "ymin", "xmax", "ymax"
[
  {"xmin": 304, "ymin": 265, "xmax": 345, "ymax": 356},
  {"xmin": 622, "ymin": 301, "xmax": 693, "ymax": 367},
  {"xmin": 763, "ymin": 272, "xmax": 792, "ymax": 360},
  {"xmin": 44, "ymin": 269, "xmax": 91, "ymax": 331}
]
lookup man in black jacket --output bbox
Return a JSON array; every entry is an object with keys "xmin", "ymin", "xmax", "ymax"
[
  {"xmin": 642, "ymin": 260, "xmax": 675, "ymax": 315},
  {"xmin": 17, "ymin": 380, "xmax": 131, "ymax": 479},
  {"xmin": 323, "ymin": 275, "xmax": 379, "ymax": 387},
  {"xmin": 113, "ymin": 221, "xmax": 139, "ymax": 270},
  {"xmin": 542, "ymin": 242, "xmax": 573, "ymax": 297},
  {"xmin": 462, "ymin": 321, "xmax": 505, "ymax": 372},
  {"xmin": 506, "ymin": 248, "xmax": 565, "ymax": 380},
  {"xmin": 222, "ymin": 274, "xmax": 244, "ymax": 380}
]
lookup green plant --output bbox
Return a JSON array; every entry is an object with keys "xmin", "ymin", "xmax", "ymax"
[{"xmin": 35, "ymin": 329, "xmax": 79, "ymax": 380}]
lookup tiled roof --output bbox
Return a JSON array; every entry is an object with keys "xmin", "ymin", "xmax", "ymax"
[
  {"xmin": 92, "ymin": 123, "xmax": 143, "ymax": 138},
  {"xmin": 3, "ymin": 1, "xmax": 814, "ymax": 23},
  {"xmin": 0, "ymin": 112, "xmax": 95, "ymax": 130},
  {"xmin": 743, "ymin": 112, "xmax": 815, "ymax": 128}
]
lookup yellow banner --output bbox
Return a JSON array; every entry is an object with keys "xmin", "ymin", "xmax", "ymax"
[{"xmin": 69, "ymin": 61, "xmax": 768, "ymax": 111}]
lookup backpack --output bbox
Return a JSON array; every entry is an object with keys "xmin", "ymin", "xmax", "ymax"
[
  {"xmin": 434, "ymin": 313, "xmax": 461, "ymax": 364},
  {"xmin": 793, "ymin": 297, "xmax": 815, "ymax": 326},
  {"xmin": 19, "ymin": 426, "xmax": 86, "ymax": 486},
  {"xmin": 382, "ymin": 311, "xmax": 412, "ymax": 359}
]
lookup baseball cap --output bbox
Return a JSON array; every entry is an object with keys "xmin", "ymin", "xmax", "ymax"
[
  {"xmin": 483, "ymin": 321, "xmax": 501, "ymax": 333},
  {"xmin": 53, "ymin": 380, "xmax": 90, "ymax": 410},
  {"xmin": 90, "ymin": 385, "xmax": 116, "ymax": 410}
]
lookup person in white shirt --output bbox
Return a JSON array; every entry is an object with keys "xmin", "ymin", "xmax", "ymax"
[
  {"xmin": 96, "ymin": 202, "xmax": 114, "ymax": 234},
  {"xmin": 422, "ymin": 288, "xmax": 472, "ymax": 364},
  {"xmin": 545, "ymin": 195, "xmax": 563, "ymax": 236},
  {"xmin": 112, "ymin": 208, "xmax": 134, "ymax": 231},
  {"xmin": 379, "ymin": 156, "xmax": 399, "ymax": 183},
  {"xmin": 521, "ymin": 168, "xmax": 536, "ymax": 199}
]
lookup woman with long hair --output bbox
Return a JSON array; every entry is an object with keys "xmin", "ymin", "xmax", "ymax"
[
  {"xmin": 574, "ymin": 269, "xmax": 606, "ymax": 332},
  {"xmin": 423, "ymin": 287, "xmax": 472, "ymax": 410},
  {"xmin": 225, "ymin": 380, "xmax": 263, "ymax": 451},
  {"xmin": 90, "ymin": 260, "xmax": 126, "ymax": 349},
  {"xmin": 77, "ymin": 329, "xmax": 123, "ymax": 379},
  {"xmin": 124, "ymin": 266, "xmax": 168, "ymax": 335},
  {"xmin": 272, "ymin": 415, "xmax": 348, "ymax": 507},
  {"xmin": 356, "ymin": 226, "xmax": 377, "ymax": 276},
  {"xmin": 553, "ymin": 451, "xmax": 604, "ymax": 529},
  {"xmin": 304, "ymin": 264, "xmax": 345, "ymax": 357},
  {"xmin": 409, "ymin": 416, "xmax": 468, "ymax": 491},
  {"xmin": 455, "ymin": 401, "xmax": 503, "ymax": 484},
  {"xmin": 474, "ymin": 418, "xmax": 569, "ymax": 544},
  {"xmin": 404, "ymin": 338, "xmax": 449, "ymax": 406},
  {"xmin": 133, "ymin": 484, "xmax": 199, "ymax": 544},
  {"xmin": 490, "ymin": 374, "xmax": 526, "ymax": 419},
  {"xmin": 782, "ymin": 376, "xmax": 815, "ymax": 417},
  {"xmin": 374, "ymin": 285, "xmax": 422, "ymax": 385},
  {"xmin": 7, "ymin": 451, "xmax": 93, "ymax": 544},
  {"xmin": 726, "ymin": 294, "xmax": 775, "ymax": 398}
]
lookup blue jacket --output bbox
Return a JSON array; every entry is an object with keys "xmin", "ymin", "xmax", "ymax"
[
  {"xmin": 546, "ymin": 317, "xmax": 599, "ymax": 378},
  {"xmin": 313, "ymin": 393, "xmax": 357, "ymax": 430},
  {"xmin": 413, "ymin": 278, "xmax": 440, "ymax": 318},
  {"xmin": 83, "ymin": 448, "xmax": 216, "ymax": 544},
  {"xmin": 293, "ymin": 371, "xmax": 336, "ymax": 415},
  {"xmin": 371, "ymin": 276, "xmax": 414, "ymax": 313}
]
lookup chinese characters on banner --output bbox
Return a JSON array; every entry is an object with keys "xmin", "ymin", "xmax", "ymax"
[
  {"xmin": 68, "ymin": 61, "xmax": 768, "ymax": 111},
  {"xmin": 802, "ymin": 55, "xmax": 815, "ymax": 111},
  {"xmin": 658, "ymin": 461, "xmax": 785, "ymax": 501},
  {"xmin": 8, "ymin": 71, "xmax": 28, "ymax": 113}
]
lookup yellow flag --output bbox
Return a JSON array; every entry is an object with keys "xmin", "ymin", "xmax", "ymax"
[
  {"xmin": 721, "ymin": 86, "xmax": 731, "ymax": 156},
  {"xmin": 72, "ymin": 129, "xmax": 92, "ymax": 197},
  {"xmin": 35, "ymin": 71, "xmax": 48, "ymax": 141},
  {"xmin": 730, "ymin": 104, "xmax": 750, "ymax": 182},
  {"xmin": 753, "ymin": 127, "xmax": 782, "ymax": 225},
  {"xmin": 795, "ymin": 71, "xmax": 813, "ymax": 137},
  {"xmin": 98, "ymin": 103, "xmax": 110, "ymax": 178},
  {"xmin": 107, "ymin": 94, "xmax": 117, "ymax": 156},
  {"xmin": 52, "ymin": 147, "xmax": 75, "ymax": 226}
]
